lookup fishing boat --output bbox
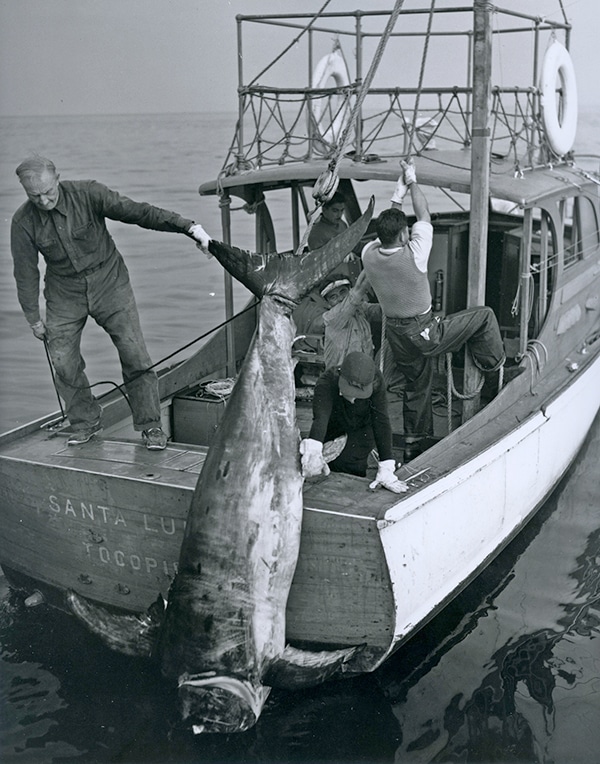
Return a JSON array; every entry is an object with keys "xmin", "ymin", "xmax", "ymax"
[{"xmin": 1, "ymin": 2, "xmax": 599, "ymax": 731}]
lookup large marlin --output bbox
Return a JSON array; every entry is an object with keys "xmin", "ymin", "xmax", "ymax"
[{"xmin": 68, "ymin": 198, "xmax": 374, "ymax": 732}]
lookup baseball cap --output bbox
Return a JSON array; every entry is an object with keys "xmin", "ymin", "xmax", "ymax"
[{"xmin": 338, "ymin": 352, "xmax": 376, "ymax": 399}]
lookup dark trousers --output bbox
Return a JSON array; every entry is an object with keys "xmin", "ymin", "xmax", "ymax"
[
  {"xmin": 385, "ymin": 306, "xmax": 505, "ymax": 439},
  {"xmin": 44, "ymin": 257, "xmax": 161, "ymax": 432}
]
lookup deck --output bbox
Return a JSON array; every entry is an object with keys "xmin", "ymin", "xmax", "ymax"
[{"xmin": 0, "ymin": 388, "xmax": 420, "ymax": 524}]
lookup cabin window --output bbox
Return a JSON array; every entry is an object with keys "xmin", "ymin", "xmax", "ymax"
[{"xmin": 563, "ymin": 196, "xmax": 600, "ymax": 268}]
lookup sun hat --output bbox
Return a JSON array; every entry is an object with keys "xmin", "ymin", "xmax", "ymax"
[{"xmin": 320, "ymin": 278, "xmax": 351, "ymax": 299}]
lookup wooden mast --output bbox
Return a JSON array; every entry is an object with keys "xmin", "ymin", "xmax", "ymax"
[{"xmin": 463, "ymin": 0, "xmax": 492, "ymax": 419}]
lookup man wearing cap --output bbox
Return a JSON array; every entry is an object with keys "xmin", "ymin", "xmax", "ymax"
[
  {"xmin": 320, "ymin": 269, "xmax": 381, "ymax": 368},
  {"xmin": 361, "ymin": 159, "xmax": 505, "ymax": 460},
  {"xmin": 10, "ymin": 155, "xmax": 210, "ymax": 450},
  {"xmin": 299, "ymin": 352, "xmax": 407, "ymax": 493}
]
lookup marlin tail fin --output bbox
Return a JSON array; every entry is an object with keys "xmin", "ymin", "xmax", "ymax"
[{"xmin": 208, "ymin": 196, "xmax": 374, "ymax": 302}]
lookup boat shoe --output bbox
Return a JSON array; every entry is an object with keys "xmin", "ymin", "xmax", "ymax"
[
  {"xmin": 142, "ymin": 427, "xmax": 168, "ymax": 451},
  {"xmin": 67, "ymin": 422, "xmax": 103, "ymax": 446}
]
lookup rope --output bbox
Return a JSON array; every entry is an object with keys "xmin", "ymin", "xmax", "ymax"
[
  {"xmin": 295, "ymin": 207, "xmax": 323, "ymax": 254},
  {"xmin": 379, "ymin": 313, "xmax": 387, "ymax": 373},
  {"xmin": 498, "ymin": 363, "xmax": 504, "ymax": 391},
  {"xmin": 43, "ymin": 338, "xmax": 66, "ymax": 421},
  {"xmin": 521, "ymin": 339, "xmax": 547, "ymax": 393},
  {"xmin": 247, "ymin": 0, "xmax": 334, "ymax": 88},
  {"xmin": 406, "ymin": 0, "xmax": 436, "ymax": 155},
  {"xmin": 296, "ymin": 0, "xmax": 408, "ymax": 255},
  {"xmin": 331, "ymin": 0, "xmax": 407, "ymax": 169},
  {"xmin": 445, "ymin": 353, "xmax": 484, "ymax": 399},
  {"xmin": 444, "ymin": 350, "xmax": 507, "ymax": 432},
  {"xmin": 446, "ymin": 356, "xmax": 453, "ymax": 433},
  {"xmin": 42, "ymin": 303, "xmax": 258, "ymax": 409}
]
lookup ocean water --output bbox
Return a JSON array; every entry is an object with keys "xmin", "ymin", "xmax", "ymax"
[{"xmin": 0, "ymin": 111, "xmax": 599, "ymax": 763}]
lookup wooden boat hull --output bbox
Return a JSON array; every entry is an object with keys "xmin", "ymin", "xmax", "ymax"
[
  {"xmin": 2, "ymin": 340, "xmax": 598, "ymax": 678},
  {"xmin": 0, "ymin": 439, "xmax": 192, "ymax": 611}
]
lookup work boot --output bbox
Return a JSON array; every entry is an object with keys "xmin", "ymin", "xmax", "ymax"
[
  {"xmin": 403, "ymin": 438, "xmax": 426, "ymax": 461},
  {"xmin": 67, "ymin": 422, "xmax": 103, "ymax": 446},
  {"xmin": 142, "ymin": 427, "xmax": 167, "ymax": 451}
]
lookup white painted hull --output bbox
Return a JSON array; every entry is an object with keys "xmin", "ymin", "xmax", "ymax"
[{"xmin": 377, "ymin": 351, "xmax": 600, "ymax": 661}]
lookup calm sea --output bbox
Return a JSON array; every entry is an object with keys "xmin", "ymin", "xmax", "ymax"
[{"xmin": 0, "ymin": 112, "xmax": 599, "ymax": 763}]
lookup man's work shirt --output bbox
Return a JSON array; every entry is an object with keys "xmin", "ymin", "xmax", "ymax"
[
  {"xmin": 361, "ymin": 220, "xmax": 433, "ymax": 319},
  {"xmin": 11, "ymin": 180, "xmax": 194, "ymax": 324},
  {"xmin": 322, "ymin": 289, "xmax": 382, "ymax": 368},
  {"xmin": 307, "ymin": 217, "xmax": 348, "ymax": 250},
  {"xmin": 308, "ymin": 367, "xmax": 393, "ymax": 462}
]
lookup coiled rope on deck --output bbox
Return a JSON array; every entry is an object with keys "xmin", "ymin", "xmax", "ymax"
[
  {"xmin": 445, "ymin": 351, "xmax": 484, "ymax": 434},
  {"xmin": 443, "ymin": 352, "xmax": 506, "ymax": 433}
]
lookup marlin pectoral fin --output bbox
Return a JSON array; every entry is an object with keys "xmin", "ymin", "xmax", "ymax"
[
  {"xmin": 323, "ymin": 434, "xmax": 348, "ymax": 463},
  {"xmin": 262, "ymin": 644, "xmax": 363, "ymax": 689},
  {"xmin": 66, "ymin": 590, "xmax": 164, "ymax": 658}
]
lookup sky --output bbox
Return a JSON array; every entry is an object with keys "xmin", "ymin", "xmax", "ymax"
[{"xmin": 0, "ymin": 0, "xmax": 598, "ymax": 117}]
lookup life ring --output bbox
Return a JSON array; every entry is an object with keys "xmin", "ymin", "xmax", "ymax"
[
  {"xmin": 539, "ymin": 40, "xmax": 578, "ymax": 157},
  {"xmin": 311, "ymin": 47, "xmax": 351, "ymax": 146}
]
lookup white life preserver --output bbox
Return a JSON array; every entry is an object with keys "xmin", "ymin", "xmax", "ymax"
[
  {"xmin": 311, "ymin": 47, "xmax": 351, "ymax": 145},
  {"xmin": 539, "ymin": 39, "xmax": 578, "ymax": 157}
]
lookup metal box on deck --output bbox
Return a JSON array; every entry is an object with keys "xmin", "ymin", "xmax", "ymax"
[{"xmin": 171, "ymin": 391, "xmax": 227, "ymax": 447}]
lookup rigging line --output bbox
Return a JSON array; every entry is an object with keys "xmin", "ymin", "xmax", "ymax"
[
  {"xmin": 330, "ymin": 0, "xmax": 407, "ymax": 170},
  {"xmin": 145, "ymin": 300, "xmax": 257, "ymax": 373},
  {"xmin": 44, "ymin": 302, "xmax": 258, "ymax": 400},
  {"xmin": 247, "ymin": 0, "xmax": 334, "ymax": 88},
  {"xmin": 407, "ymin": 0, "xmax": 436, "ymax": 156},
  {"xmin": 558, "ymin": 0, "xmax": 569, "ymax": 25},
  {"xmin": 42, "ymin": 338, "xmax": 66, "ymax": 420},
  {"xmin": 295, "ymin": 0, "xmax": 407, "ymax": 254}
]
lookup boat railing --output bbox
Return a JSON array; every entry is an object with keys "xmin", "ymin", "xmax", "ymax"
[
  {"xmin": 220, "ymin": 6, "xmax": 571, "ymax": 178},
  {"xmin": 221, "ymin": 84, "xmax": 545, "ymax": 173}
]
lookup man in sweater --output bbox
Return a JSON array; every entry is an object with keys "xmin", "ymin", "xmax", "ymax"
[
  {"xmin": 319, "ymin": 269, "xmax": 381, "ymax": 369},
  {"xmin": 361, "ymin": 159, "xmax": 505, "ymax": 459},
  {"xmin": 10, "ymin": 155, "xmax": 210, "ymax": 449}
]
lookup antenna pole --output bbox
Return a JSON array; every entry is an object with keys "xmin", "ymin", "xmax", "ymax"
[
  {"xmin": 463, "ymin": 0, "xmax": 492, "ymax": 422},
  {"xmin": 468, "ymin": 0, "xmax": 492, "ymax": 307}
]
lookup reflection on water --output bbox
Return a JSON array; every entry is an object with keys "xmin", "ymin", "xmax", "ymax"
[
  {"xmin": 1, "ymin": 414, "xmax": 598, "ymax": 762},
  {"xmin": 378, "ymin": 411, "xmax": 600, "ymax": 764}
]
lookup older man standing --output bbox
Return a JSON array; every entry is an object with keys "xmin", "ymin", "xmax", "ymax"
[{"xmin": 10, "ymin": 155, "xmax": 209, "ymax": 449}]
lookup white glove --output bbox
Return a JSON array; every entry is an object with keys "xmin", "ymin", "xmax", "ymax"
[
  {"xmin": 30, "ymin": 320, "xmax": 46, "ymax": 340},
  {"xmin": 390, "ymin": 176, "xmax": 408, "ymax": 205},
  {"xmin": 188, "ymin": 223, "xmax": 212, "ymax": 254},
  {"xmin": 300, "ymin": 438, "xmax": 330, "ymax": 478},
  {"xmin": 369, "ymin": 459, "xmax": 408, "ymax": 493},
  {"xmin": 401, "ymin": 158, "xmax": 417, "ymax": 186}
]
